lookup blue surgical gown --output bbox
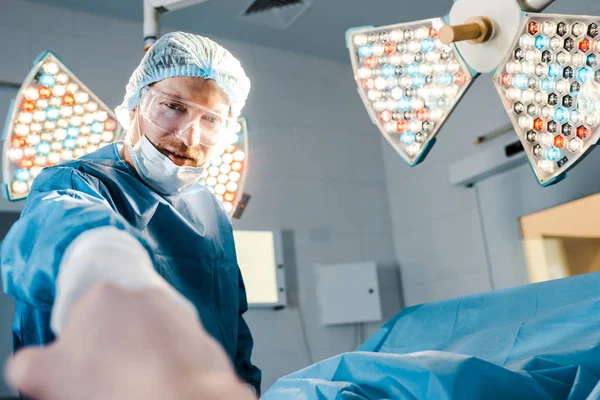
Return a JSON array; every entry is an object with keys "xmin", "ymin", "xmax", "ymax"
[{"xmin": 1, "ymin": 142, "xmax": 261, "ymax": 394}]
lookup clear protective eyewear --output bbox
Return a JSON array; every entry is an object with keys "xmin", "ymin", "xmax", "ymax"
[{"xmin": 139, "ymin": 87, "xmax": 234, "ymax": 147}]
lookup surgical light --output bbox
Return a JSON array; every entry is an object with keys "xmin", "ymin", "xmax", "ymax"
[
  {"xmin": 347, "ymin": 0, "xmax": 600, "ymax": 187},
  {"xmin": 346, "ymin": 19, "xmax": 475, "ymax": 166},
  {"xmin": 493, "ymin": 14, "xmax": 600, "ymax": 186},
  {"xmin": 2, "ymin": 51, "xmax": 123, "ymax": 201},
  {"xmin": 204, "ymin": 117, "xmax": 249, "ymax": 216}
]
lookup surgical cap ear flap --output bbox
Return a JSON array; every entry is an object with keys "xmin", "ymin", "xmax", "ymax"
[
  {"xmin": 123, "ymin": 110, "xmax": 144, "ymax": 147},
  {"xmin": 115, "ymin": 32, "xmax": 250, "ymax": 131}
]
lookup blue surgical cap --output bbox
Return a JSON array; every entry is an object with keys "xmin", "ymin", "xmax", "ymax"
[{"xmin": 116, "ymin": 32, "xmax": 250, "ymax": 130}]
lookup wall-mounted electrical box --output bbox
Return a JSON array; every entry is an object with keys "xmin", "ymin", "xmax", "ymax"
[{"xmin": 315, "ymin": 262, "xmax": 382, "ymax": 326}]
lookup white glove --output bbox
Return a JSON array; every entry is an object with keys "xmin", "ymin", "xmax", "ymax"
[{"xmin": 51, "ymin": 226, "xmax": 197, "ymax": 335}]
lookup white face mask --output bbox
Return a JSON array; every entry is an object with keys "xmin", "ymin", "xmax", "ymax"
[{"xmin": 129, "ymin": 135, "xmax": 206, "ymax": 195}]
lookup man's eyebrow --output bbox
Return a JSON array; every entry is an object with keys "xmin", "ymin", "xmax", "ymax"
[
  {"xmin": 161, "ymin": 91, "xmax": 212, "ymax": 109},
  {"xmin": 161, "ymin": 91, "xmax": 187, "ymax": 100}
]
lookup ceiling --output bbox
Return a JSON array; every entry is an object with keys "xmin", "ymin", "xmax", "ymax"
[{"xmin": 25, "ymin": 0, "xmax": 453, "ymax": 62}]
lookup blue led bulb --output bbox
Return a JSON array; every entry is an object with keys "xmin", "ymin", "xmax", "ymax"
[
  {"xmin": 514, "ymin": 74, "xmax": 529, "ymax": 89},
  {"xmin": 545, "ymin": 147, "xmax": 561, "ymax": 161},
  {"xmin": 540, "ymin": 78, "xmax": 555, "ymax": 92},
  {"xmin": 587, "ymin": 54, "xmax": 597, "ymax": 68},
  {"xmin": 39, "ymin": 74, "xmax": 56, "ymax": 87},
  {"xmin": 401, "ymin": 132, "xmax": 416, "ymax": 144},
  {"xmin": 406, "ymin": 64, "xmax": 419, "ymax": 76},
  {"xmin": 63, "ymin": 138, "xmax": 77, "ymax": 149},
  {"xmin": 381, "ymin": 64, "xmax": 396, "ymax": 77},
  {"xmin": 91, "ymin": 121, "xmax": 104, "ymax": 134},
  {"xmin": 46, "ymin": 107, "xmax": 60, "ymax": 121},
  {"xmin": 534, "ymin": 35, "xmax": 548, "ymax": 50},
  {"xmin": 211, "ymin": 157, "xmax": 222, "ymax": 167},
  {"xmin": 547, "ymin": 64, "xmax": 561, "ymax": 79},
  {"xmin": 412, "ymin": 75, "xmax": 426, "ymax": 88},
  {"xmin": 578, "ymin": 67, "xmax": 591, "ymax": 82},
  {"xmin": 358, "ymin": 45, "xmax": 373, "ymax": 57},
  {"xmin": 15, "ymin": 169, "xmax": 31, "ymax": 182},
  {"xmin": 36, "ymin": 141, "xmax": 51, "ymax": 155},
  {"xmin": 421, "ymin": 39, "xmax": 435, "ymax": 52},
  {"xmin": 398, "ymin": 97, "xmax": 411, "ymax": 111},
  {"xmin": 66, "ymin": 126, "xmax": 80, "ymax": 138},
  {"xmin": 438, "ymin": 73, "xmax": 453, "ymax": 86},
  {"xmin": 554, "ymin": 107, "xmax": 567, "ymax": 122}
]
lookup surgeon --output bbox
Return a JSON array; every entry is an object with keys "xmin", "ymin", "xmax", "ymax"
[{"xmin": 1, "ymin": 32, "xmax": 261, "ymax": 394}]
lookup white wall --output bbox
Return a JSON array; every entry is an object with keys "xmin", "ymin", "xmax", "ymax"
[
  {"xmin": 0, "ymin": 0, "xmax": 401, "ymax": 394},
  {"xmin": 382, "ymin": 72, "xmax": 503, "ymax": 307}
]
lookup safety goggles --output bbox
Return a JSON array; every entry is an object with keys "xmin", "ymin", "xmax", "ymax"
[{"xmin": 139, "ymin": 87, "xmax": 234, "ymax": 147}]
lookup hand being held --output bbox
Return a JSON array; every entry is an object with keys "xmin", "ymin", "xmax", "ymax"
[{"xmin": 5, "ymin": 283, "xmax": 256, "ymax": 400}]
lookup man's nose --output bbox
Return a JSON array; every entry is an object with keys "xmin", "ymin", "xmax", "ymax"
[{"xmin": 178, "ymin": 121, "xmax": 202, "ymax": 147}]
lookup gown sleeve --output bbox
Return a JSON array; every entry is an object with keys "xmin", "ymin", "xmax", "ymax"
[
  {"xmin": 1, "ymin": 166, "xmax": 150, "ymax": 311},
  {"xmin": 234, "ymin": 267, "xmax": 262, "ymax": 395}
]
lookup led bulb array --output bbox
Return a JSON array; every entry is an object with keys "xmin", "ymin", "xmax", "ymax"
[
  {"xmin": 2, "ymin": 51, "xmax": 123, "ymax": 200},
  {"xmin": 204, "ymin": 118, "xmax": 248, "ymax": 216},
  {"xmin": 494, "ymin": 14, "xmax": 600, "ymax": 186},
  {"xmin": 347, "ymin": 18, "xmax": 474, "ymax": 165}
]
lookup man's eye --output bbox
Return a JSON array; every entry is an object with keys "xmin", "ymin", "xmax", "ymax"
[
  {"xmin": 203, "ymin": 115, "xmax": 220, "ymax": 124},
  {"xmin": 165, "ymin": 103, "xmax": 185, "ymax": 112}
]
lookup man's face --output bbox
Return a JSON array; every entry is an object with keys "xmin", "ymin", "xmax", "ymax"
[{"xmin": 135, "ymin": 77, "xmax": 230, "ymax": 167}]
